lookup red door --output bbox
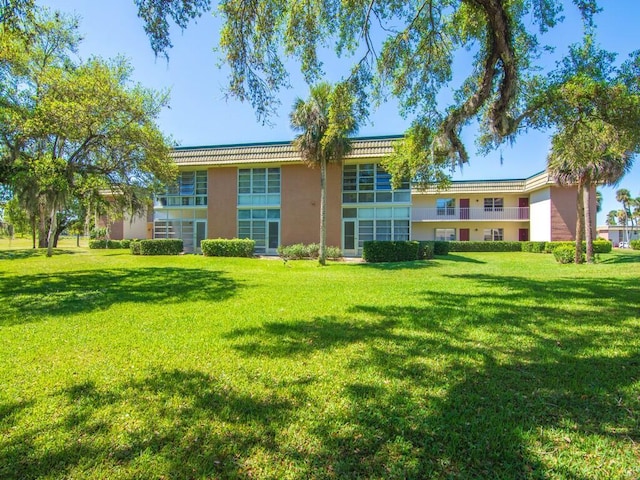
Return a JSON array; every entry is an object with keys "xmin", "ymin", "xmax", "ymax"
[
  {"xmin": 519, "ymin": 228, "xmax": 529, "ymax": 241},
  {"xmin": 460, "ymin": 198, "xmax": 470, "ymax": 219},
  {"xmin": 519, "ymin": 197, "xmax": 529, "ymax": 219},
  {"xmin": 460, "ymin": 228, "xmax": 470, "ymax": 241}
]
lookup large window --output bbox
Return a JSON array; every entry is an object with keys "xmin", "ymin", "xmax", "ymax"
[
  {"xmin": 484, "ymin": 228, "xmax": 504, "ymax": 241},
  {"xmin": 435, "ymin": 228, "xmax": 456, "ymax": 241},
  {"xmin": 157, "ymin": 171, "xmax": 207, "ymax": 207},
  {"xmin": 484, "ymin": 197, "xmax": 504, "ymax": 212},
  {"xmin": 342, "ymin": 163, "xmax": 410, "ymax": 204},
  {"xmin": 238, "ymin": 168, "xmax": 280, "ymax": 206},
  {"xmin": 154, "ymin": 208, "xmax": 207, "ymax": 252},
  {"xmin": 238, "ymin": 208, "xmax": 280, "ymax": 254},
  {"xmin": 343, "ymin": 206, "xmax": 410, "ymax": 250},
  {"xmin": 436, "ymin": 198, "xmax": 455, "ymax": 216}
]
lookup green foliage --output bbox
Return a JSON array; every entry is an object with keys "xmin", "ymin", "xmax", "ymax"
[
  {"xmin": 433, "ymin": 241, "xmax": 449, "ymax": 256},
  {"xmin": 362, "ymin": 241, "xmax": 419, "ymax": 263},
  {"xmin": 448, "ymin": 241, "xmax": 523, "ymax": 252},
  {"xmin": 88, "ymin": 239, "xmax": 126, "ymax": 249},
  {"xmin": 417, "ymin": 241, "xmax": 435, "ymax": 260},
  {"xmin": 139, "ymin": 239, "xmax": 183, "ymax": 255},
  {"xmin": 277, "ymin": 243, "xmax": 343, "ymax": 261},
  {"xmin": 545, "ymin": 241, "xmax": 612, "ymax": 254},
  {"xmin": 120, "ymin": 239, "xmax": 131, "ymax": 249},
  {"xmin": 521, "ymin": 241, "xmax": 548, "ymax": 253},
  {"xmin": 553, "ymin": 245, "xmax": 579, "ymax": 264},
  {"xmin": 201, "ymin": 239, "xmax": 255, "ymax": 258},
  {"xmin": 130, "ymin": 239, "xmax": 141, "ymax": 255},
  {"xmin": 630, "ymin": 240, "xmax": 640, "ymax": 250}
]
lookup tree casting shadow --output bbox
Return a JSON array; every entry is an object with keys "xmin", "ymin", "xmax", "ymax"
[{"xmin": 0, "ymin": 267, "xmax": 239, "ymax": 326}]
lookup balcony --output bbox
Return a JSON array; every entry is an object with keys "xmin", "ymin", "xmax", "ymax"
[{"xmin": 412, "ymin": 206, "xmax": 530, "ymax": 222}]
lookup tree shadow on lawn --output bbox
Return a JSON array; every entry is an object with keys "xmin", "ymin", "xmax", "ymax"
[
  {"xmin": 216, "ymin": 274, "xmax": 640, "ymax": 477},
  {"xmin": 0, "ymin": 267, "xmax": 240, "ymax": 326},
  {"xmin": 0, "ymin": 249, "xmax": 81, "ymax": 260},
  {"xmin": 0, "ymin": 369, "xmax": 305, "ymax": 480},
  {"xmin": 599, "ymin": 252, "xmax": 640, "ymax": 264}
]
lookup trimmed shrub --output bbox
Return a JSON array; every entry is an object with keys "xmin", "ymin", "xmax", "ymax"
[
  {"xmin": 544, "ymin": 240, "xmax": 612, "ymax": 254},
  {"xmin": 130, "ymin": 239, "xmax": 141, "ymax": 255},
  {"xmin": 278, "ymin": 243, "xmax": 309, "ymax": 260},
  {"xmin": 553, "ymin": 245, "xmax": 584, "ymax": 264},
  {"xmin": 418, "ymin": 241, "xmax": 435, "ymax": 260},
  {"xmin": 363, "ymin": 241, "xmax": 419, "ymax": 263},
  {"xmin": 433, "ymin": 241, "xmax": 449, "ymax": 256},
  {"xmin": 521, "ymin": 241, "xmax": 547, "ymax": 253},
  {"xmin": 631, "ymin": 240, "xmax": 640, "ymax": 250},
  {"xmin": 139, "ymin": 239, "xmax": 183, "ymax": 255},
  {"xmin": 325, "ymin": 246, "xmax": 343, "ymax": 260},
  {"xmin": 277, "ymin": 243, "xmax": 342, "ymax": 260},
  {"xmin": 448, "ymin": 241, "xmax": 522, "ymax": 252},
  {"xmin": 120, "ymin": 239, "xmax": 131, "ymax": 249},
  {"xmin": 201, "ymin": 238, "xmax": 255, "ymax": 257},
  {"xmin": 89, "ymin": 239, "xmax": 124, "ymax": 249},
  {"xmin": 553, "ymin": 245, "xmax": 574, "ymax": 264}
]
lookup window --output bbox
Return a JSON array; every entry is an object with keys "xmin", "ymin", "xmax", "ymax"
[
  {"xmin": 483, "ymin": 228, "xmax": 504, "ymax": 241},
  {"xmin": 238, "ymin": 208, "xmax": 280, "ymax": 253},
  {"xmin": 484, "ymin": 197, "xmax": 504, "ymax": 212},
  {"xmin": 238, "ymin": 168, "xmax": 280, "ymax": 206},
  {"xmin": 343, "ymin": 163, "xmax": 410, "ymax": 204},
  {"xmin": 437, "ymin": 198, "xmax": 455, "ymax": 216},
  {"xmin": 347, "ymin": 207, "xmax": 411, "ymax": 249},
  {"xmin": 156, "ymin": 171, "xmax": 207, "ymax": 207},
  {"xmin": 435, "ymin": 228, "xmax": 456, "ymax": 241}
]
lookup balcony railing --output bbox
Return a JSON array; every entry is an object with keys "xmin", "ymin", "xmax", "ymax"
[{"xmin": 412, "ymin": 206, "xmax": 530, "ymax": 222}]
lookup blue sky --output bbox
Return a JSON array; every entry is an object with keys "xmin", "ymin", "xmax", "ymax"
[{"xmin": 39, "ymin": 0, "xmax": 640, "ymax": 224}]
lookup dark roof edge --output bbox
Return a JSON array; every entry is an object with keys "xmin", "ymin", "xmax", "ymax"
[
  {"xmin": 446, "ymin": 170, "xmax": 547, "ymax": 184},
  {"xmin": 173, "ymin": 134, "xmax": 404, "ymax": 151}
]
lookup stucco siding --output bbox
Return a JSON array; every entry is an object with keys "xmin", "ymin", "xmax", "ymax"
[{"xmin": 529, "ymin": 188, "xmax": 551, "ymax": 241}]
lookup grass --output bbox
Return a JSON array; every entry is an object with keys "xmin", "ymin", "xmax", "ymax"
[{"xmin": 1, "ymin": 241, "xmax": 639, "ymax": 479}]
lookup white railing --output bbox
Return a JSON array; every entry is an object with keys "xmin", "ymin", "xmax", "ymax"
[{"xmin": 411, "ymin": 207, "xmax": 530, "ymax": 222}]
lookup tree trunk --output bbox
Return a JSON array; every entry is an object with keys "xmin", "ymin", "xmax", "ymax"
[
  {"xmin": 38, "ymin": 200, "xmax": 48, "ymax": 248},
  {"xmin": 30, "ymin": 214, "xmax": 36, "ymax": 249},
  {"xmin": 319, "ymin": 156, "xmax": 327, "ymax": 266},
  {"xmin": 46, "ymin": 204, "xmax": 57, "ymax": 257},
  {"xmin": 575, "ymin": 183, "xmax": 584, "ymax": 264},
  {"xmin": 583, "ymin": 183, "xmax": 594, "ymax": 263}
]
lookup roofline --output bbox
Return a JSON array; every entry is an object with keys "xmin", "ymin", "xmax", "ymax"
[
  {"xmin": 173, "ymin": 134, "xmax": 404, "ymax": 151},
  {"xmin": 445, "ymin": 170, "xmax": 547, "ymax": 185}
]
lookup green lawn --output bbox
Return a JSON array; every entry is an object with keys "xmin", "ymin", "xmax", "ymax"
[{"xmin": 1, "ymin": 245, "xmax": 639, "ymax": 479}]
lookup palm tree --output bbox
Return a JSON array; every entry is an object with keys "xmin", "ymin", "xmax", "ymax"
[
  {"xmin": 616, "ymin": 189, "xmax": 632, "ymax": 244},
  {"xmin": 606, "ymin": 210, "xmax": 618, "ymax": 226},
  {"xmin": 548, "ymin": 121, "xmax": 633, "ymax": 263},
  {"xmin": 290, "ymin": 82, "xmax": 358, "ymax": 265}
]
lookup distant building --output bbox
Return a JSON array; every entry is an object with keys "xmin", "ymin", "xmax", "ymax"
[
  {"xmin": 596, "ymin": 225, "xmax": 639, "ymax": 247},
  {"xmin": 107, "ymin": 136, "xmax": 594, "ymax": 254}
]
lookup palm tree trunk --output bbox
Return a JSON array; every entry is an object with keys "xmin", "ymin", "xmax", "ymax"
[
  {"xmin": 583, "ymin": 183, "xmax": 594, "ymax": 263},
  {"xmin": 319, "ymin": 156, "xmax": 327, "ymax": 266},
  {"xmin": 575, "ymin": 183, "xmax": 584, "ymax": 264}
]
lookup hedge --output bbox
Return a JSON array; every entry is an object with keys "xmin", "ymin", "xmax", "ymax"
[
  {"xmin": 417, "ymin": 241, "xmax": 435, "ymax": 260},
  {"xmin": 138, "ymin": 239, "xmax": 183, "ymax": 255},
  {"xmin": 89, "ymin": 239, "xmax": 126, "ymax": 249},
  {"xmin": 277, "ymin": 243, "xmax": 343, "ymax": 260},
  {"xmin": 520, "ymin": 241, "xmax": 547, "ymax": 253},
  {"xmin": 447, "ymin": 241, "xmax": 522, "ymax": 252},
  {"xmin": 433, "ymin": 241, "xmax": 449, "ymax": 256},
  {"xmin": 130, "ymin": 240, "xmax": 141, "ymax": 255},
  {"xmin": 631, "ymin": 240, "xmax": 640, "ymax": 250},
  {"xmin": 362, "ymin": 241, "xmax": 419, "ymax": 263},
  {"xmin": 544, "ymin": 240, "xmax": 612, "ymax": 254},
  {"xmin": 553, "ymin": 245, "xmax": 578, "ymax": 264},
  {"xmin": 201, "ymin": 238, "xmax": 255, "ymax": 257}
]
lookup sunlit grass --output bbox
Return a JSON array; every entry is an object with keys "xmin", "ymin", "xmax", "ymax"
[{"xmin": 1, "ymin": 247, "xmax": 639, "ymax": 479}]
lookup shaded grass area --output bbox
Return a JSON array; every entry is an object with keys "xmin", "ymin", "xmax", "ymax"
[{"xmin": 1, "ymin": 249, "xmax": 639, "ymax": 479}]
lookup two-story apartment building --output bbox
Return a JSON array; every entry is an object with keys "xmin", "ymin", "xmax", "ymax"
[{"xmin": 109, "ymin": 136, "xmax": 591, "ymax": 255}]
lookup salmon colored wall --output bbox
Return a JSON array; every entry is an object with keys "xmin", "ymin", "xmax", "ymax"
[
  {"xmin": 550, "ymin": 185, "xmax": 595, "ymax": 241},
  {"xmin": 281, "ymin": 163, "xmax": 342, "ymax": 247},
  {"xmin": 208, "ymin": 167, "xmax": 237, "ymax": 239}
]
